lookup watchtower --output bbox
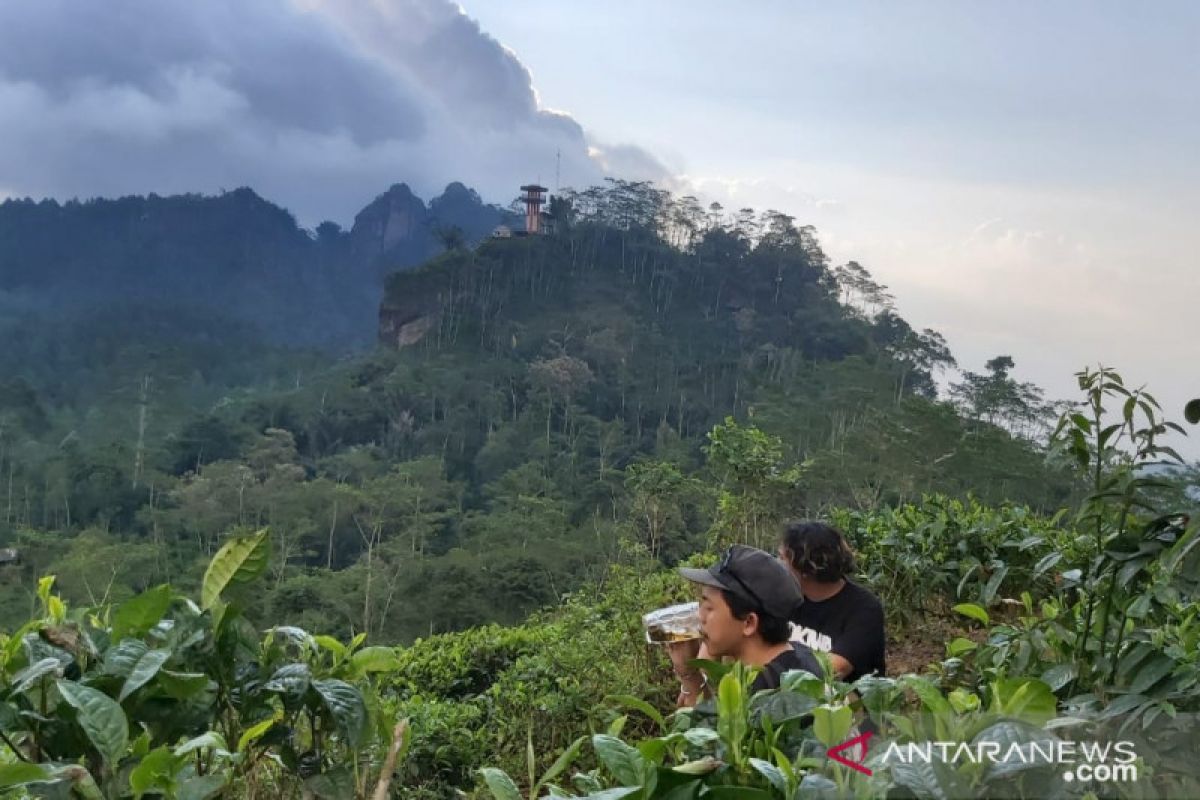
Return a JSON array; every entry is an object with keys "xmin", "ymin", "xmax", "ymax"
[{"xmin": 520, "ymin": 184, "xmax": 547, "ymax": 235}]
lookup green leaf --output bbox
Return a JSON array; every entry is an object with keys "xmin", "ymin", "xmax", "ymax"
[
  {"xmin": 313, "ymin": 635, "xmax": 347, "ymax": 659},
  {"xmin": 578, "ymin": 789, "xmax": 642, "ymax": 800},
  {"xmin": 989, "ymin": 678, "xmax": 1057, "ymax": 725},
  {"xmin": 536, "ymin": 735, "xmax": 588, "ymax": 793},
  {"xmin": 900, "ymin": 675, "xmax": 953, "ymax": 716},
  {"xmin": 200, "ymin": 529, "xmax": 270, "ymax": 610},
  {"xmin": 798, "ymin": 773, "xmax": 838, "ymax": 796},
  {"xmin": 698, "ymin": 788, "xmax": 772, "ymax": 799},
  {"xmin": 1161, "ymin": 516, "xmax": 1200, "ymax": 575},
  {"xmin": 1033, "ymin": 552, "xmax": 1062, "ymax": 578},
  {"xmin": 177, "ymin": 774, "xmax": 227, "ymax": 800},
  {"xmin": 311, "ymin": 678, "xmax": 367, "ymax": 749},
  {"xmin": 888, "ymin": 757, "xmax": 969, "ymax": 800},
  {"xmin": 948, "ymin": 688, "xmax": 981, "ymax": 714},
  {"xmin": 1129, "ymin": 656, "xmax": 1176, "ymax": 695},
  {"xmin": 120, "ymin": 648, "xmax": 172, "ymax": 701},
  {"xmin": 749, "ymin": 758, "xmax": 787, "ymax": 794},
  {"xmin": 264, "ymin": 663, "xmax": 311, "ymax": 697},
  {"xmin": 103, "ymin": 638, "xmax": 150, "ymax": 677},
  {"xmin": 981, "ymin": 564, "xmax": 1009, "ymax": 605},
  {"xmin": 953, "ymin": 603, "xmax": 989, "ymax": 626},
  {"xmin": 716, "ymin": 668, "xmax": 747, "ymax": 753},
  {"xmin": 111, "ymin": 585, "xmax": 172, "ymax": 640},
  {"xmin": 1040, "ymin": 664, "xmax": 1076, "ymax": 693},
  {"xmin": 750, "ymin": 688, "xmax": 818, "ymax": 725},
  {"xmin": 349, "ymin": 645, "xmax": 400, "ymax": 675},
  {"xmin": 811, "ymin": 703, "xmax": 853, "ymax": 749},
  {"xmin": 130, "ymin": 730, "xmax": 151, "ymax": 758},
  {"xmin": 479, "ymin": 767, "xmax": 522, "ymax": 800},
  {"xmin": 973, "ymin": 720, "xmax": 1059, "ymax": 781},
  {"xmin": 0, "ymin": 762, "xmax": 50, "ymax": 789},
  {"xmin": 48, "ymin": 764, "xmax": 104, "ymax": 800},
  {"xmin": 605, "ymin": 694, "xmax": 666, "ymax": 729},
  {"xmin": 158, "ymin": 670, "xmax": 212, "ymax": 700},
  {"xmin": 129, "ymin": 747, "xmax": 179, "ymax": 799},
  {"xmin": 681, "ymin": 728, "xmax": 721, "ymax": 747},
  {"xmin": 237, "ymin": 714, "xmax": 280, "ymax": 752},
  {"xmin": 672, "ymin": 756, "xmax": 721, "ymax": 775},
  {"xmin": 1099, "ymin": 693, "xmax": 1150, "ymax": 720},
  {"xmin": 946, "ymin": 638, "xmax": 978, "ymax": 657},
  {"xmin": 11, "ymin": 657, "xmax": 63, "ymax": 693},
  {"xmin": 174, "ymin": 731, "xmax": 228, "ymax": 758},
  {"xmin": 592, "ymin": 734, "xmax": 648, "ymax": 787},
  {"xmin": 57, "ymin": 679, "xmax": 129, "ymax": 768},
  {"xmin": 36, "ymin": 575, "xmax": 55, "ymax": 610}
]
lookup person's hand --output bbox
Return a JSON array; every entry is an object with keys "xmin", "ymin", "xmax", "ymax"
[
  {"xmin": 666, "ymin": 638, "xmax": 701, "ymax": 677},
  {"xmin": 667, "ymin": 638, "xmax": 704, "ymax": 707}
]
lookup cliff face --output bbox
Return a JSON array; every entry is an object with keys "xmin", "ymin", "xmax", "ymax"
[
  {"xmin": 379, "ymin": 291, "xmax": 443, "ymax": 349},
  {"xmin": 351, "ymin": 182, "xmax": 512, "ymax": 282},
  {"xmin": 350, "ymin": 183, "xmax": 432, "ymax": 272}
]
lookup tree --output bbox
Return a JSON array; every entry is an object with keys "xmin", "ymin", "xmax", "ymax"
[
  {"xmin": 703, "ymin": 418, "xmax": 805, "ymax": 550},
  {"xmin": 835, "ymin": 261, "xmax": 894, "ymax": 318},
  {"xmin": 950, "ymin": 356, "xmax": 1052, "ymax": 439},
  {"xmin": 624, "ymin": 460, "xmax": 707, "ymax": 562},
  {"xmin": 874, "ymin": 312, "xmax": 957, "ymax": 401},
  {"xmin": 434, "ymin": 224, "xmax": 466, "ymax": 252}
]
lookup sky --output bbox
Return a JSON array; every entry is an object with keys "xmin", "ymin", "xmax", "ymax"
[{"xmin": 0, "ymin": 0, "xmax": 1195, "ymax": 456}]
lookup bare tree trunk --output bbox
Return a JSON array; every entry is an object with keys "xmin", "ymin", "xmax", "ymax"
[
  {"xmin": 326, "ymin": 499, "xmax": 338, "ymax": 570},
  {"xmin": 5, "ymin": 459, "xmax": 12, "ymax": 526},
  {"xmin": 133, "ymin": 375, "xmax": 150, "ymax": 489},
  {"xmin": 371, "ymin": 722, "xmax": 409, "ymax": 800}
]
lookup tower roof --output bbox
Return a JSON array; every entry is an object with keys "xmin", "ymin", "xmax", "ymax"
[{"xmin": 520, "ymin": 184, "xmax": 548, "ymax": 193}]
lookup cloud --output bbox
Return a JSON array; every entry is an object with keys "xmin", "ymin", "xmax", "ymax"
[{"xmin": 0, "ymin": 0, "xmax": 665, "ymax": 225}]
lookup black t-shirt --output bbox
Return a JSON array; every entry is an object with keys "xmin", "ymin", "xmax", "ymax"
[
  {"xmin": 789, "ymin": 579, "xmax": 886, "ymax": 682},
  {"xmin": 750, "ymin": 643, "xmax": 822, "ymax": 693}
]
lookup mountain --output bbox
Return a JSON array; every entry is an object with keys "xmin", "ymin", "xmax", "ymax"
[
  {"xmin": 0, "ymin": 181, "xmax": 512, "ymax": 348},
  {"xmin": 0, "ymin": 177, "xmax": 1081, "ymax": 644}
]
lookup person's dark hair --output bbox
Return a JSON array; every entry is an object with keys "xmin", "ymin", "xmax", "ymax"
[
  {"xmin": 781, "ymin": 521, "xmax": 857, "ymax": 582},
  {"xmin": 722, "ymin": 589, "xmax": 793, "ymax": 645}
]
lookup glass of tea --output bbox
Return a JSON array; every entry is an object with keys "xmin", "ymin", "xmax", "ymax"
[{"xmin": 642, "ymin": 601, "xmax": 702, "ymax": 644}]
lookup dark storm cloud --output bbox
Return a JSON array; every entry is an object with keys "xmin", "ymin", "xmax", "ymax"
[{"xmin": 0, "ymin": 0, "xmax": 667, "ymax": 223}]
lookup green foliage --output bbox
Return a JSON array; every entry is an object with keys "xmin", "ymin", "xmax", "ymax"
[
  {"xmin": 0, "ymin": 180, "xmax": 1086, "ymax": 645},
  {"xmin": 0, "ymin": 543, "xmax": 400, "ymax": 798},
  {"xmin": 473, "ymin": 366, "xmax": 1198, "ymax": 800},
  {"xmin": 833, "ymin": 496, "xmax": 1075, "ymax": 623}
]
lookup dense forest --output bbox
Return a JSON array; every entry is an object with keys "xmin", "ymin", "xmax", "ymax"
[
  {"xmin": 0, "ymin": 179, "xmax": 1095, "ymax": 640},
  {"xmin": 0, "ymin": 179, "xmax": 1196, "ymax": 798}
]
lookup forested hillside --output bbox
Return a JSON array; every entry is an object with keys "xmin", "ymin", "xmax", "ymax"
[{"xmin": 0, "ymin": 179, "xmax": 1085, "ymax": 643}]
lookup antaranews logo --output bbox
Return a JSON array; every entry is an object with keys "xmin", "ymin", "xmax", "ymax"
[
  {"xmin": 827, "ymin": 731, "xmax": 874, "ymax": 776},
  {"xmin": 827, "ymin": 734, "xmax": 1140, "ymax": 786}
]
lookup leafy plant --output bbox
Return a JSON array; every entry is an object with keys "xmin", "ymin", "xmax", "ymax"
[{"xmin": 0, "ymin": 530, "xmax": 404, "ymax": 798}]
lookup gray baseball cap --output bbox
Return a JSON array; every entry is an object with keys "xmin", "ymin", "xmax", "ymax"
[{"xmin": 679, "ymin": 544, "xmax": 804, "ymax": 620}]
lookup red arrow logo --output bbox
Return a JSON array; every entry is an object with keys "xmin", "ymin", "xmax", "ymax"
[{"xmin": 827, "ymin": 730, "xmax": 874, "ymax": 776}]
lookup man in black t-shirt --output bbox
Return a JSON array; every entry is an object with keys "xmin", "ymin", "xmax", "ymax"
[
  {"xmin": 669, "ymin": 545, "xmax": 820, "ymax": 705},
  {"xmin": 780, "ymin": 521, "xmax": 886, "ymax": 683}
]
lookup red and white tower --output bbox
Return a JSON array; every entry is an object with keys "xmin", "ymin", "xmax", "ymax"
[{"xmin": 520, "ymin": 184, "xmax": 547, "ymax": 234}]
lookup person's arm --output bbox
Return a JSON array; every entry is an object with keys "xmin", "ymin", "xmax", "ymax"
[
  {"xmin": 829, "ymin": 599, "xmax": 886, "ymax": 681},
  {"xmin": 829, "ymin": 653, "xmax": 854, "ymax": 680}
]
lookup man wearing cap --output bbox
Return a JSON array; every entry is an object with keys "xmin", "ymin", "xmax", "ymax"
[{"xmin": 670, "ymin": 544, "xmax": 820, "ymax": 706}]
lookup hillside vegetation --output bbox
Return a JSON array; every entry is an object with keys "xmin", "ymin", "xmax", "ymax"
[{"xmin": 0, "ymin": 179, "xmax": 1196, "ymax": 798}]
